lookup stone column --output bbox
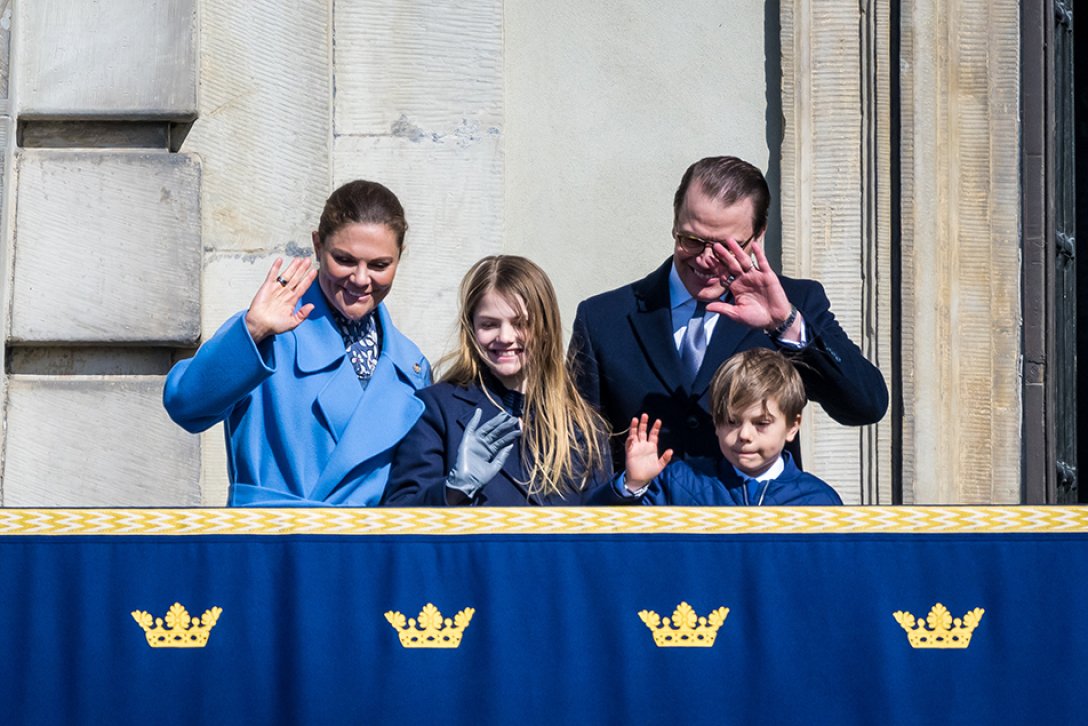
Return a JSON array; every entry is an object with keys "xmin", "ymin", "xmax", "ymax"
[
  {"xmin": 780, "ymin": 0, "xmax": 894, "ymax": 503},
  {"xmin": 900, "ymin": 0, "xmax": 1021, "ymax": 503}
]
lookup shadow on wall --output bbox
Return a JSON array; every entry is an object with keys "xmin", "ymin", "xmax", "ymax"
[{"xmin": 763, "ymin": 0, "xmax": 783, "ymax": 272}]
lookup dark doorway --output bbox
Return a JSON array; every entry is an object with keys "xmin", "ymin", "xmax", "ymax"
[
  {"xmin": 1022, "ymin": 0, "xmax": 1081, "ymax": 503},
  {"xmin": 1074, "ymin": 0, "xmax": 1088, "ymax": 503}
]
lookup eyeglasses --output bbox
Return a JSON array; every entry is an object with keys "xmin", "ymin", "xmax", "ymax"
[{"xmin": 674, "ymin": 232, "xmax": 756, "ymax": 255}]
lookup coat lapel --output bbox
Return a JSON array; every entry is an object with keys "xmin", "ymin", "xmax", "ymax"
[
  {"xmin": 293, "ymin": 288, "xmax": 357, "ymax": 442},
  {"xmin": 311, "ymin": 356, "xmax": 423, "ymax": 501},
  {"xmin": 295, "ymin": 295, "xmax": 427, "ymax": 501},
  {"xmin": 629, "ymin": 259, "xmax": 686, "ymax": 395},
  {"xmin": 453, "ymin": 384, "xmax": 534, "ymax": 502}
]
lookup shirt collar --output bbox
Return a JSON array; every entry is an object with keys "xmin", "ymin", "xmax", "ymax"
[
  {"xmin": 667, "ymin": 261, "xmax": 695, "ymax": 310},
  {"xmin": 668, "ymin": 261, "xmax": 727, "ymax": 312},
  {"xmin": 481, "ymin": 370, "xmax": 525, "ymax": 418},
  {"xmin": 732, "ymin": 454, "xmax": 786, "ymax": 483}
]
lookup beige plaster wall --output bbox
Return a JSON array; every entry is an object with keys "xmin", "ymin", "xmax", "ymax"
[{"xmin": 504, "ymin": 0, "xmax": 769, "ymax": 334}]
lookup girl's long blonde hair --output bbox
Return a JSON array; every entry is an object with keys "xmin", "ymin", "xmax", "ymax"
[{"xmin": 439, "ymin": 256, "xmax": 608, "ymax": 498}]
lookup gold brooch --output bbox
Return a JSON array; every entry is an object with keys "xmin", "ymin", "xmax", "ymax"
[
  {"xmin": 638, "ymin": 601, "xmax": 730, "ymax": 647},
  {"xmin": 131, "ymin": 602, "xmax": 222, "ymax": 648},
  {"xmin": 385, "ymin": 603, "xmax": 475, "ymax": 648},
  {"xmin": 892, "ymin": 603, "xmax": 984, "ymax": 649}
]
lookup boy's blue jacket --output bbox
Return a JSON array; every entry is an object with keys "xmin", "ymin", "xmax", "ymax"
[{"xmin": 597, "ymin": 451, "xmax": 843, "ymax": 506}]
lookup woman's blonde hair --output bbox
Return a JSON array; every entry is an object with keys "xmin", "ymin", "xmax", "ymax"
[{"xmin": 439, "ymin": 256, "xmax": 608, "ymax": 498}]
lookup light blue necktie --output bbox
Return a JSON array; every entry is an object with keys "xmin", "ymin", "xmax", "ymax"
[{"xmin": 679, "ymin": 301, "xmax": 708, "ymax": 383}]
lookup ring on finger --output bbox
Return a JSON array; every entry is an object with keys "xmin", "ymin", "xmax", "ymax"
[{"xmin": 275, "ymin": 276, "xmax": 289, "ymax": 287}]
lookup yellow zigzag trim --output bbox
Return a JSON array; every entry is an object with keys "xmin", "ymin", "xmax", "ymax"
[{"xmin": 0, "ymin": 507, "xmax": 1086, "ymax": 536}]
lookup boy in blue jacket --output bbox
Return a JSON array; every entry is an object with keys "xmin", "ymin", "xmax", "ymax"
[{"xmin": 611, "ymin": 348, "xmax": 842, "ymax": 505}]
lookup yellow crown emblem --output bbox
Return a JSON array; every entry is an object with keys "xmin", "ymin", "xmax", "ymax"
[
  {"xmin": 638, "ymin": 602, "xmax": 730, "ymax": 647},
  {"xmin": 385, "ymin": 603, "xmax": 475, "ymax": 648},
  {"xmin": 892, "ymin": 603, "xmax": 984, "ymax": 649},
  {"xmin": 131, "ymin": 602, "xmax": 223, "ymax": 648}
]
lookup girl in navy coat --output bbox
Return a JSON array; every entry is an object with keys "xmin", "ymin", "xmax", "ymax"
[
  {"xmin": 382, "ymin": 256, "xmax": 619, "ymax": 506},
  {"xmin": 163, "ymin": 181, "xmax": 430, "ymax": 506}
]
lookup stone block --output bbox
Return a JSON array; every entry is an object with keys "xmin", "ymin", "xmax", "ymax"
[
  {"xmin": 200, "ymin": 251, "xmax": 305, "ymax": 338},
  {"xmin": 0, "ymin": 0, "xmax": 11, "ymax": 102},
  {"xmin": 183, "ymin": 0, "xmax": 329, "ymax": 252},
  {"xmin": 200, "ymin": 427, "xmax": 230, "ymax": 506},
  {"xmin": 14, "ymin": 0, "xmax": 197, "ymax": 119},
  {"xmin": 2, "ymin": 376, "xmax": 200, "ymax": 506},
  {"xmin": 334, "ymin": 0, "xmax": 502, "ymax": 136},
  {"xmin": 11, "ymin": 150, "xmax": 201, "ymax": 344}
]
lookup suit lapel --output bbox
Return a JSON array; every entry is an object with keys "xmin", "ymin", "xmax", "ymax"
[
  {"xmin": 630, "ymin": 259, "xmax": 686, "ymax": 395},
  {"xmin": 690, "ymin": 315, "xmax": 762, "ymax": 395}
]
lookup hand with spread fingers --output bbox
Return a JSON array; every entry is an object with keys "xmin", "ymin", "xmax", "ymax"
[
  {"xmin": 244, "ymin": 256, "xmax": 319, "ymax": 343},
  {"xmin": 623, "ymin": 413, "xmax": 673, "ymax": 492},
  {"xmin": 707, "ymin": 237, "xmax": 803, "ymax": 343},
  {"xmin": 445, "ymin": 408, "xmax": 522, "ymax": 500}
]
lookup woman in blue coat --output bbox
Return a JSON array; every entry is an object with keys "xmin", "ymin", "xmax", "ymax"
[
  {"xmin": 382, "ymin": 255, "xmax": 623, "ymax": 506},
  {"xmin": 164, "ymin": 180, "xmax": 430, "ymax": 506}
]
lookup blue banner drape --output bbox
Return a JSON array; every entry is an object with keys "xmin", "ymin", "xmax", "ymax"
[{"xmin": 0, "ymin": 508, "xmax": 1084, "ymax": 725}]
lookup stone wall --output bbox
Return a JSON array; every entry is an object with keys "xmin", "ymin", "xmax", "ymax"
[
  {"xmin": 4, "ymin": 1, "xmax": 1018, "ymax": 506},
  {"xmin": 4, "ymin": 0, "xmax": 201, "ymax": 505},
  {"xmin": 1, "ymin": 1, "xmax": 770, "ymax": 505}
]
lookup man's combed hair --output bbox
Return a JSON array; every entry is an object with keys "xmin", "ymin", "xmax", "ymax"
[
  {"xmin": 709, "ymin": 348, "xmax": 807, "ymax": 425},
  {"xmin": 673, "ymin": 156, "xmax": 771, "ymax": 236},
  {"xmin": 440, "ymin": 256, "xmax": 609, "ymax": 498}
]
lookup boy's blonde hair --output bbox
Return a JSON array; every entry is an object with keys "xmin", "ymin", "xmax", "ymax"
[
  {"xmin": 439, "ymin": 255, "xmax": 608, "ymax": 498},
  {"xmin": 709, "ymin": 348, "xmax": 807, "ymax": 425}
]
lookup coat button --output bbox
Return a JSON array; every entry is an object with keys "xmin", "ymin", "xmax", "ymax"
[
  {"xmin": 413, "ymin": 362, "xmax": 422, "ymax": 374},
  {"xmin": 686, "ymin": 416, "xmax": 699, "ymax": 429}
]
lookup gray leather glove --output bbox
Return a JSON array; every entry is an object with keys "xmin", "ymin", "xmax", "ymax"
[{"xmin": 446, "ymin": 408, "xmax": 521, "ymax": 500}]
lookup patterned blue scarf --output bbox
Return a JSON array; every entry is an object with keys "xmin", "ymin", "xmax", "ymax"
[{"xmin": 330, "ymin": 308, "xmax": 381, "ymax": 380}]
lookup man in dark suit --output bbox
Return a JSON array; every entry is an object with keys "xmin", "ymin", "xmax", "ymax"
[{"xmin": 568, "ymin": 156, "xmax": 888, "ymax": 469}]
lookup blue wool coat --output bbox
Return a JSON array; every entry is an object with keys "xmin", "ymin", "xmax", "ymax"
[
  {"xmin": 163, "ymin": 286, "xmax": 430, "ymax": 506},
  {"xmin": 594, "ymin": 452, "xmax": 843, "ymax": 506},
  {"xmin": 381, "ymin": 380, "xmax": 622, "ymax": 506}
]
